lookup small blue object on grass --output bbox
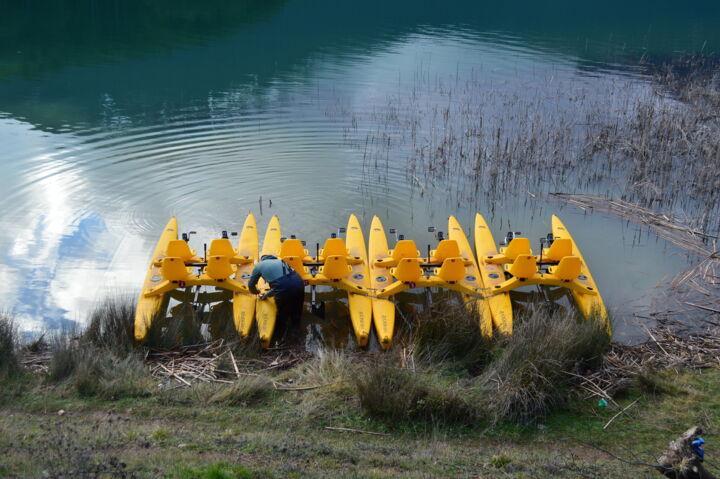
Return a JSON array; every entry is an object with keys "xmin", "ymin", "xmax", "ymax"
[
  {"xmin": 692, "ymin": 438, "xmax": 705, "ymax": 462},
  {"xmin": 598, "ymin": 398, "xmax": 608, "ymax": 408}
]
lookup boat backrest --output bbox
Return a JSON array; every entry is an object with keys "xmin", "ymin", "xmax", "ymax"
[
  {"xmin": 507, "ymin": 254, "xmax": 537, "ymax": 279},
  {"xmin": 544, "ymin": 238, "xmax": 572, "ymax": 262},
  {"xmin": 431, "ymin": 239, "xmax": 461, "ymax": 263},
  {"xmin": 320, "ymin": 255, "xmax": 351, "ymax": 280},
  {"xmin": 392, "ymin": 258, "xmax": 423, "ymax": 283},
  {"xmin": 166, "ymin": 240, "xmax": 196, "ymax": 263},
  {"xmin": 208, "ymin": 238, "xmax": 235, "ymax": 258},
  {"xmin": 501, "ymin": 238, "xmax": 532, "ymax": 261},
  {"xmin": 551, "ymin": 255, "xmax": 581, "ymax": 281},
  {"xmin": 161, "ymin": 257, "xmax": 190, "ymax": 281},
  {"xmin": 320, "ymin": 238, "xmax": 347, "ymax": 259},
  {"xmin": 280, "ymin": 239, "xmax": 306, "ymax": 259},
  {"xmin": 391, "ymin": 240, "xmax": 420, "ymax": 262},
  {"xmin": 205, "ymin": 255, "xmax": 234, "ymax": 280},
  {"xmin": 436, "ymin": 257, "xmax": 464, "ymax": 283}
]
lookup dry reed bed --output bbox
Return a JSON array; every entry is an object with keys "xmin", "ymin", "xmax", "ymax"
[
  {"xmin": 574, "ymin": 325, "xmax": 720, "ymax": 400},
  {"xmin": 346, "ymin": 60, "xmax": 720, "ymax": 233}
]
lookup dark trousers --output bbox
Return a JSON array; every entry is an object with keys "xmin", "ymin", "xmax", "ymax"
[{"xmin": 270, "ymin": 272, "xmax": 305, "ymax": 342}]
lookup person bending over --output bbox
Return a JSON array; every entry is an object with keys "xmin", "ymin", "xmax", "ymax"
[{"xmin": 248, "ymin": 254, "xmax": 305, "ymax": 343}]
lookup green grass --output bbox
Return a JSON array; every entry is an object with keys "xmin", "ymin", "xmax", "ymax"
[
  {"xmin": 3, "ymin": 352, "xmax": 718, "ymax": 478},
  {"xmin": 2, "ymin": 295, "xmax": 710, "ymax": 477}
]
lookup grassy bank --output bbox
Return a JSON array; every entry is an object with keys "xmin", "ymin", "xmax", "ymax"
[{"xmin": 1, "ymin": 299, "xmax": 716, "ymax": 478}]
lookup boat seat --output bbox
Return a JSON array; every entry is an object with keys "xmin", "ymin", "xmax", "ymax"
[
  {"xmin": 208, "ymin": 238, "xmax": 235, "ymax": 257},
  {"xmin": 548, "ymin": 255, "xmax": 581, "ymax": 281},
  {"xmin": 319, "ymin": 238, "xmax": 348, "ymax": 260},
  {"xmin": 430, "ymin": 240, "xmax": 460, "ymax": 263},
  {"xmin": 320, "ymin": 255, "xmax": 352, "ymax": 280},
  {"xmin": 281, "ymin": 239, "xmax": 311, "ymax": 263},
  {"xmin": 499, "ymin": 238, "xmax": 532, "ymax": 261},
  {"xmin": 392, "ymin": 240, "xmax": 420, "ymax": 261},
  {"xmin": 505, "ymin": 254, "xmax": 537, "ymax": 280},
  {"xmin": 205, "ymin": 255, "xmax": 235, "ymax": 280},
  {"xmin": 543, "ymin": 238, "xmax": 572, "ymax": 262},
  {"xmin": 161, "ymin": 257, "xmax": 191, "ymax": 282},
  {"xmin": 391, "ymin": 258, "xmax": 423, "ymax": 283},
  {"xmin": 165, "ymin": 240, "xmax": 200, "ymax": 263},
  {"xmin": 208, "ymin": 238, "xmax": 252, "ymax": 264},
  {"xmin": 434, "ymin": 257, "xmax": 465, "ymax": 283},
  {"xmin": 374, "ymin": 239, "xmax": 421, "ymax": 267}
]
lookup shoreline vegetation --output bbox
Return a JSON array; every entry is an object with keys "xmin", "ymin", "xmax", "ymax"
[
  {"xmin": 346, "ymin": 57, "xmax": 720, "ymax": 234},
  {"xmin": 2, "ymin": 278, "xmax": 720, "ymax": 477}
]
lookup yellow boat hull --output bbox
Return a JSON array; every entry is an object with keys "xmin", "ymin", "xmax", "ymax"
[
  {"xmin": 448, "ymin": 216, "xmax": 493, "ymax": 338},
  {"xmin": 233, "ymin": 213, "xmax": 259, "ymax": 339},
  {"xmin": 256, "ymin": 215, "xmax": 281, "ymax": 348},
  {"xmin": 134, "ymin": 217, "xmax": 178, "ymax": 341},
  {"xmin": 551, "ymin": 215, "xmax": 610, "ymax": 334},
  {"xmin": 346, "ymin": 214, "xmax": 372, "ymax": 347},
  {"xmin": 474, "ymin": 213, "xmax": 513, "ymax": 335},
  {"xmin": 368, "ymin": 216, "xmax": 395, "ymax": 349}
]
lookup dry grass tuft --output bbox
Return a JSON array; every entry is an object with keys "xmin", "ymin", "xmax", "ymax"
[
  {"xmin": 48, "ymin": 328, "xmax": 152, "ymax": 399},
  {"xmin": 209, "ymin": 375, "xmax": 274, "ymax": 407},
  {"xmin": 290, "ymin": 348, "xmax": 358, "ymax": 421},
  {"xmin": 82, "ymin": 296, "xmax": 136, "ymax": 355},
  {"xmin": 355, "ymin": 359, "xmax": 479, "ymax": 426},
  {"xmin": 0, "ymin": 312, "xmax": 20, "ymax": 380},
  {"xmin": 477, "ymin": 307, "xmax": 609, "ymax": 424},
  {"xmin": 411, "ymin": 301, "xmax": 494, "ymax": 374}
]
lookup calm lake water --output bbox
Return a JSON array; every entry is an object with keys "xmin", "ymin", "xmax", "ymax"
[{"xmin": 2, "ymin": 0, "xmax": 718, "ymax": 342}]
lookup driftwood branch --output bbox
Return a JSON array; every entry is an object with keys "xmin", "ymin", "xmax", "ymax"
[
  {"xmin": 657, "ymin": 426, "xmax": 716, "ymax": 479},
  {"xmin": 324, "ymin": 426, "xmax": 389, "ymax": 436}
]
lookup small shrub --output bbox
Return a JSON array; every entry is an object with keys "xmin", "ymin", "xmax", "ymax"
[
  {"xmin": 82, "ymin": 296, "xmax": 136, "ymax": 355},
  {"xmin": 47, "ymin": 329, "xmax": 83, "ymax": 383},
  {"xmin": 289, "ymin": 348, "xmax": 357, "ymax": 421},
  {"xmin": 489, "ymin": 454, "xmax": 512, "ymax": 469},
  {"xmin": 210, "ymin": 376, "xmax": 274, "ymax": 407},
  {"xmin": 152, "ymin": 428, "xmax": 169, "ymax": 441},
  {"xmin": 0, "ymin": 312, "xmax": 20, "ymax": 380},
  {"xmin": 48, "ymin": 329, "xmax": 152, "ymax": 398},
  {"xmin": 355, "ymin": 360, "xmax": 477, "ymax": 425},
  {"xmin": 411, "ymin": 301, "xmax": 494, "ymax": 374},
  {"xmin": 478, "ymin": 307, "xmax": 609, "ymax": 424},
  {"xmin": 294, "ymin": 347, "xmax": 353, "ymax": 386}
]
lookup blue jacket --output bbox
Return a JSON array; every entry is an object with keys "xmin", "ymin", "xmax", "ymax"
[{"xmin": 248, "ymin": 255, "xmax": 295, "ymax": 296}]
